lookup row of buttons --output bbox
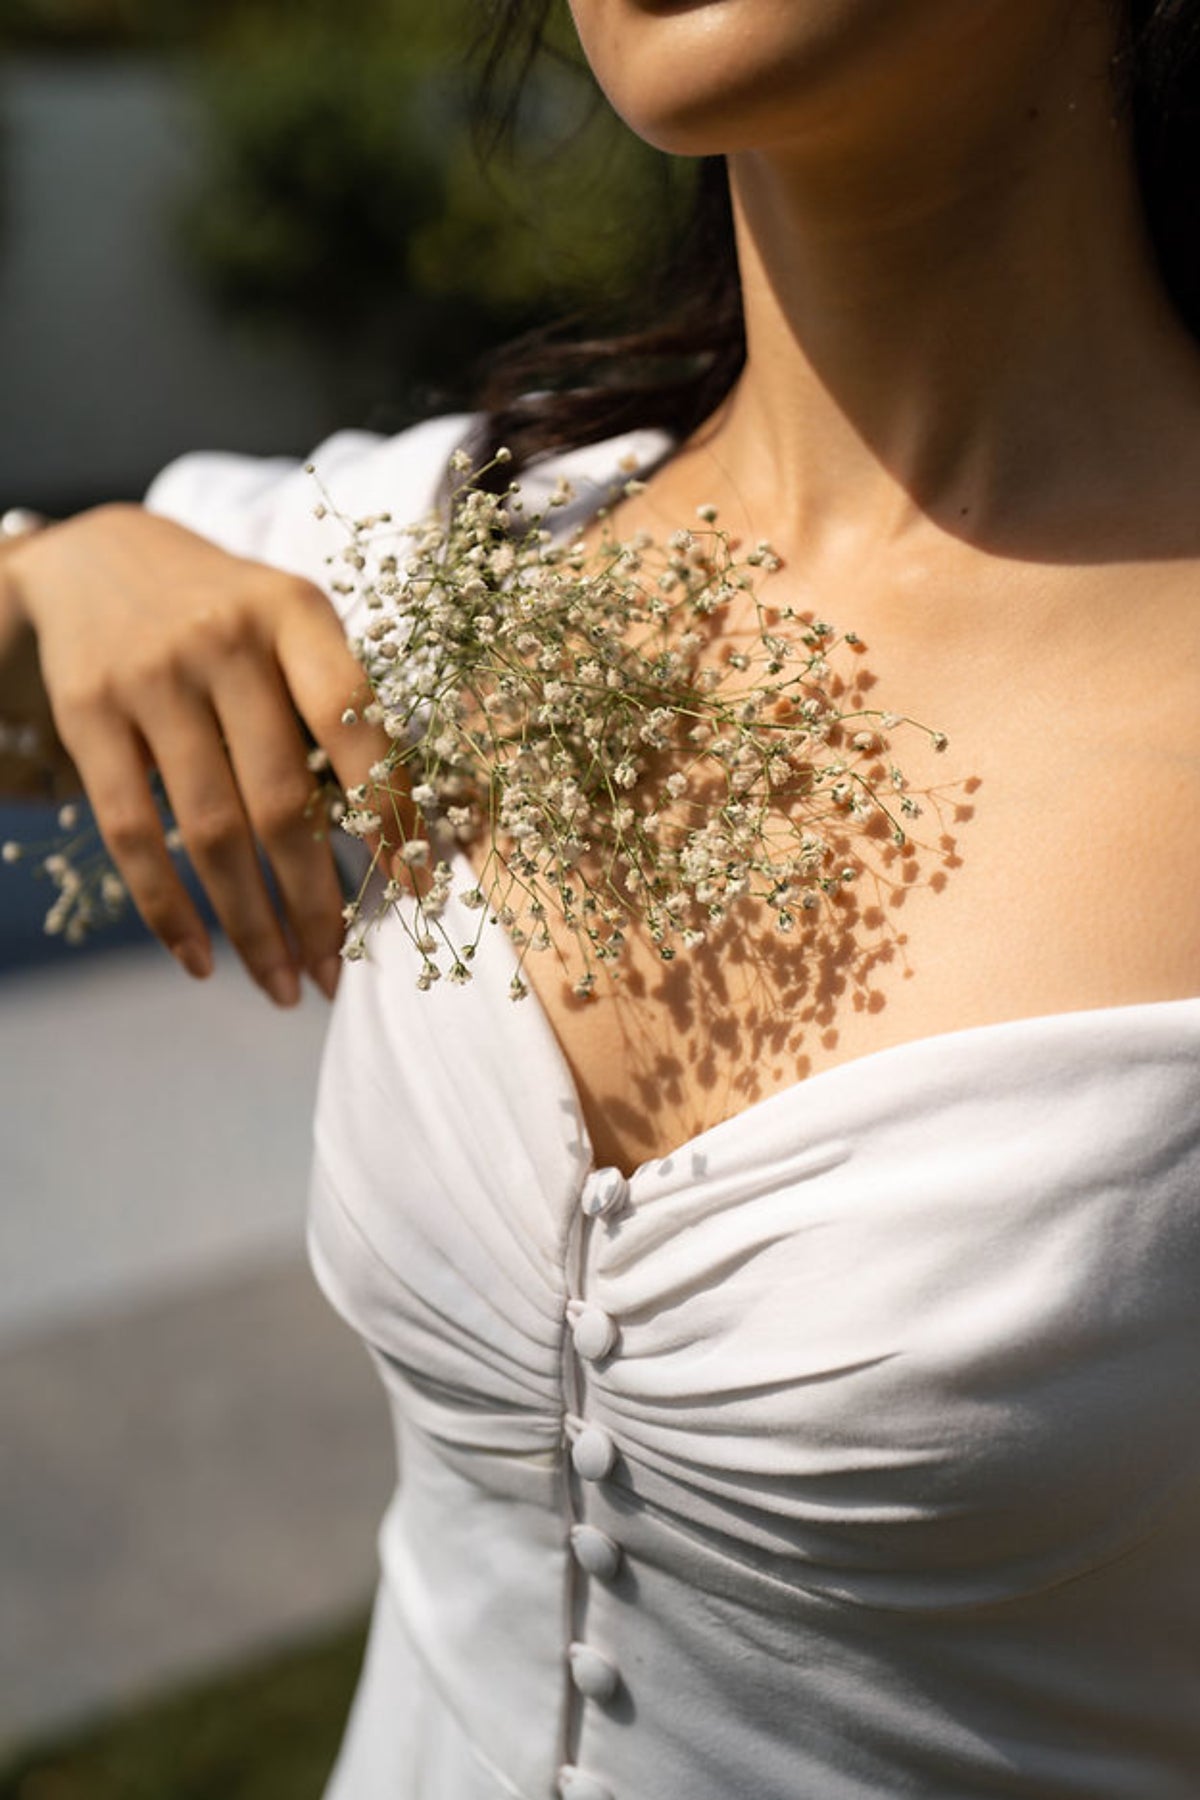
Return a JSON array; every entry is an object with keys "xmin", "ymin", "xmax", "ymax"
[{"xmin": 557, "ymin": 1166, "xmax": 631, "ymax": 1800}]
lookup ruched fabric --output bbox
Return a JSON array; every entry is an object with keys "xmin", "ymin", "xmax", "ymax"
[{"xmin": 147, "ymin": 420, "xmax": 1200, "ymax": 1799}]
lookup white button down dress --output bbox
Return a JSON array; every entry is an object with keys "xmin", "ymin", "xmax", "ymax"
[{"xmin": 147, "ymin": 416, "xmax": 1200, "ymax": 1799}]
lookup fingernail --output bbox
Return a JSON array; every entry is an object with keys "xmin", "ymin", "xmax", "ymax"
[
  {"xmin": 314, "ymin": 956, "xmax": 341, "ymax": 1001},
  {"xmin": 263, "ymin": 965, "xmax": 301, "ymax": 1008},
  {"xmin": 174, "ymin": 940, "xmax": 213, "ymax": 980}
]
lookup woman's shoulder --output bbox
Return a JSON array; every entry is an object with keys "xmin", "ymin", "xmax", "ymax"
[{"xmin": 142, "ymin": 413, "xmax": 478, "ymax": 577}]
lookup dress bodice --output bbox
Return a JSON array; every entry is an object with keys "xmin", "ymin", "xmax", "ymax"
[
  {"xmin": 306, "ymin": 848, "xmax": 1200, "ymax": 1799},
  {"xmin": 145, "ymin": 417, "xmax": 1200, "ymax": 1799}
]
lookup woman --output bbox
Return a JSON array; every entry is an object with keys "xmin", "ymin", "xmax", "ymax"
[{"xmin": 3, "ymin": 1, "xmax": 1200, "ymax": 1793}]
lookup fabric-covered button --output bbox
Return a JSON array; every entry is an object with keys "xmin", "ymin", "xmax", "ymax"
[
  {"xmin": 570, "ymin": 1523, "xmax": 622, "ymax": 1580},
  {"xmin": 568, "ymin": 1640, "xmax": 621, "ymax": 1702},
  {"xmin": 572, "ymin": 1305, "xmax": 619, "ymax": 1361},
  {"xmin": 581, "ymin": 1166, "xmax": 630, "ymax": 1218},
  {"xmin": 557, "ymin": 1766, "xmax": 614, "ymax": 1800},
  {"xmin": 571, "ymin": 1425, "xmax": 616, "ymax": 1481}
]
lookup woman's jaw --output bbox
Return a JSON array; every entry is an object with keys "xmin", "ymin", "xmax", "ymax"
[{"xmin": 565, "ymin": 0, "xmax": 1090, "ymax": 162}]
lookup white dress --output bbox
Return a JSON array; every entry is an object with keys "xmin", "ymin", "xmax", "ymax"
[{"xmin": 147, "ymin": 418, "xmax": 1200, "ymax": 1799}]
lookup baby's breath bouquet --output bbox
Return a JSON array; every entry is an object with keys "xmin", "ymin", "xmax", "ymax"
[
  {"xmin": 321, "ymin": 447, "xmax": 946, "ymax": 1000},
  {"xmin": 2, "ymin": 445, "xmax": 945, "ymax": 983}
]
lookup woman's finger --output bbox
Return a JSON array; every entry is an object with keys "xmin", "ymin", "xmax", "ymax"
[
  {"xmin": 132, "ymin": 680, "xmax": 302, "ymax": 1005},
  {"xmin": 62, "ymin": 705, "xmax": 215, "ymax": 980},
  {"xmin": 269, "ymin": 581, "xmax": 413, "ymax": 837},
  {"xmin": 207, "ymin": 640, "xmax": 346, "ymax": 997}
]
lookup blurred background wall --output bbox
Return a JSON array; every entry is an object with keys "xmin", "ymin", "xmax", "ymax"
[{"xmin": 0, "ymin": 3, "xmax": 679, "ymax": 1789}]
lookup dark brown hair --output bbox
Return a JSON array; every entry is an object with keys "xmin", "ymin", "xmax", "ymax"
[{"xmin": 467, "ymin": 0, "xmax": 1200, "ymax": 477}]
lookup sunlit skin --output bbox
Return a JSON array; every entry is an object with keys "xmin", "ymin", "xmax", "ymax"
[
  {"xmin": 482, "ymin": 0, "xmax": 1200, "ymax": 1172},
  {"xmin": 566, "ymin": 0, "xmax": 1200, "ymax": 579}
]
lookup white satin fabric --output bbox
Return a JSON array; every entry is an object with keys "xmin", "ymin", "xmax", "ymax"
[{"xmin": 147, "ymin": 420, "xmax": 1200, "ymax": 1799}]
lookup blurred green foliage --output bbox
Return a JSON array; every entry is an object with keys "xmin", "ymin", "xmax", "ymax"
[
  {"xmin": 178, "ymin": 6, "xmax": 688, "ymax": 418},
  {"xmin": 0, "ymin": 1613, "xmax": 369, "ymax": 1800},
  {"xmin": 0, "ymin": 0, "xmax": 692, "ymax": 423}
]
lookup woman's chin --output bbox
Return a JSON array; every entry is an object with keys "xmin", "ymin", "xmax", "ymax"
[{"xmin": 568, "ymin": 0, "xmax": 896, "ymax": 159}]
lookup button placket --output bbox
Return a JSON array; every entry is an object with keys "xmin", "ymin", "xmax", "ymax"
[{"xmin": 559, "ymin": 1166, "xmax": 632, "ymax": 1789}]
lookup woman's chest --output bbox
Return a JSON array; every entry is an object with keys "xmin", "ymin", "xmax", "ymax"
[
  {"xmin": 313, "ymin": 942, "xmax": 1200, "ymax": 1604},
  {"xmin": 472, "ymin": 611, "xmax": 1200, "ymax": 1177}
]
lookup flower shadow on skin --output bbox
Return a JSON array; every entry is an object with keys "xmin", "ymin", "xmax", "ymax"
[{"xmin": 539, "ymin": 652, "xmax": 979, "ymax": 1173}]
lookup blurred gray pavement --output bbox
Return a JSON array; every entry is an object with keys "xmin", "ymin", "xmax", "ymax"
[
  {"xmin": 0, "ymin": 945, "xmax": 394, "ymax": 1750},
  {"xmin": 2, "ymin": 941, "xmax": 330, "ymax": 1335}
]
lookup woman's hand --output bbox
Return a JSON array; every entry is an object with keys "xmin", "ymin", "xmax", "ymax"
[{"xmin": 4, "ymin": 503, "xmax": 393, "ymax": 1004}]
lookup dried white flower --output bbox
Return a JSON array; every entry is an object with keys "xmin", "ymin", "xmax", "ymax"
[{"xmin": 4, "ymin": 445, "xmax": 938, "ymax": 979}]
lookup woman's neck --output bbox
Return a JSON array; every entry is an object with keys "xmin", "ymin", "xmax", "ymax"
[{"xmin": 701, "ymin": 6, "xmax": 1200, "ymax": 577}]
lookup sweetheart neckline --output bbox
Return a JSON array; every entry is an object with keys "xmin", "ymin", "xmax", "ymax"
[
  {"xmin": 576, "ymin": 993, "xmax": 1200, "ymax": 1186},
  {"xmin": 446, "ymin": 851, "xmax": 1200, "ymax": 1186}
]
